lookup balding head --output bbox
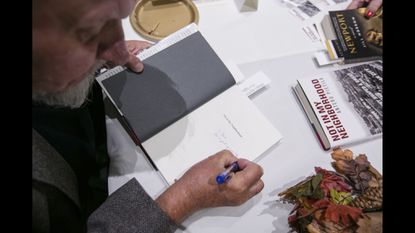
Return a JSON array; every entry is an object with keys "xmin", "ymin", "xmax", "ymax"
[{"xmin": 33, "ymin": 0, "xmax": 136, "ymax": 108}]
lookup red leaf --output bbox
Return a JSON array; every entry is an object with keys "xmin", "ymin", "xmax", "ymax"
[
  {"xmin": 312, "ymin": 198, "xmax": 330, "ymax": 209},
  {"xmin": 324, "ymin": 203, "xmax": 362, "ymax": 226},
  {"xmin": 315, "ymin": 167, "xmax": 352, "ymax": 196},
  {"xmin": 297, "ymin": 207, "xmax": 313, "ymax": 219},
  {"xmin": 288, "ymin": 214, "xmax": 297, "ymax": 223}
]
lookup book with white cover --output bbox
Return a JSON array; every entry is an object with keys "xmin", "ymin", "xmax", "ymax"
[
  {"xmin": 96, "ymin": 23, "xmax": 282, "ymax": 184},
  {"xmin": 293, "ymin": 61, "xmax": 382, "ymax": 150}
]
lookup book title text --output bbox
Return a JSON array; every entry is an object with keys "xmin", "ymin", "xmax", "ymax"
[{"xmin": 312, "ymin": 78, "xmax": 349, "ymax": 142}]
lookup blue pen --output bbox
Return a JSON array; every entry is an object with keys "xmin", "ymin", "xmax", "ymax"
[{"xmin": 216, "ymin": 161, "xmax": 240, "ymax": 184}]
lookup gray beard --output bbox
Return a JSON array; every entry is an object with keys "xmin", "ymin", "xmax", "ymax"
[{"xmin": 32, "ymin": 62, "xmax": 104, "ymax": 109}]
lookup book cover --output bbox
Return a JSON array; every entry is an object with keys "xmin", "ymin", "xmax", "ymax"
[
  {"xmin": 323, "ymin": 7, "xmax": 382, "ymax": 63},
  {"xmin": 97, "ymin": 23, "xmax": 282, "ymax": 184},
  {"xmin": 293, "ymin": 61, "xmax": 382, "ymax": 150}
]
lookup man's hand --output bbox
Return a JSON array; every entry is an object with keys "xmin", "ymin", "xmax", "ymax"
[
  {"xmin": 125, "ymin": 40, "xmax": 152, "ymax": 72},
  {"xmin": 347, "ymin": 0, "xmax": 382, "ymax": 18},
  {"xmin": 155, "ymin": 150, "xmax": 264, "ymax": 224}
]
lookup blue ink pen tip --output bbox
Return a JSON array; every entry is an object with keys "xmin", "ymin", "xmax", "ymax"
[
  {"xmin": 216, "ymin": 161, "xmax": 240, "ymax": 185},
  {"xmin": 216, "ymin": 175, "xmax": 227, "ymax": 184}
]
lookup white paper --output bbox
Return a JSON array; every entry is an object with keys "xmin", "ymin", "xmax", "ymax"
[
  {"xmin": 142, "ymin": 86, "xmax": 282, "ymax": 184},
  {"xmin": 314, "ymin": 50, "xmax": 341, "ymax": 66},
  {"xmin": 290, "ymin": 1, "xmax": 321, "ymax": 20},
  {"xmin": 224, "ymin": 60, "xmax": 246, "ymax": 84},
  {"xmin": 302, "ymin": 24, "xmax": 321, "ymax": 42},
  {"xmin": 237, "ymin": 71, "xmax": 271, "ymax": 97}
]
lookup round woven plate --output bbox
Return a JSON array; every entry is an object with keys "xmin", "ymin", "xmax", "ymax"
[{"xmin": 130, "ymin": 0, "xmax": 199, "ymax": 41}]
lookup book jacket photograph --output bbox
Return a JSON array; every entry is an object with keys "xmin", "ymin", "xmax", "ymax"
[{"xmin": 295, "ymin": 61, "xmax": 382, "ymax": 150}]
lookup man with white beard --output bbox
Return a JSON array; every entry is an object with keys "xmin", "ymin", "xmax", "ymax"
[{"xmin": 32, "ymin": 0, "xmax": 265, "ymax": 232}]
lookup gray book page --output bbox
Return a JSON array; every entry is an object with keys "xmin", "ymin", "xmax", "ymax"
[{"xmin": 101, "ymin": 32, "xmax": 235, "ymax": 141}]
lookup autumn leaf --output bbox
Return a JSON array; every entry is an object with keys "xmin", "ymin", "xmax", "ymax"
[
  {"xmin": 279, "ymin": 148, "xmax": 382, "ymax": 233},
  {"xmin": 312, "ymin": 198, "xmax": 330, "ymax": 209},
  {"xmin": 324, "ymin": 203, "xmax": 362, "ymax": 226},
  {"xmin": 288, "ymin": 214, "xmax": 297, "ymax": 223},
  {"xmin": 312, "ymin": 173, "xmax": 323, "ymax": 190},
  {"xmin": 310, "ymin": 173, "xmax": 324, "ymax": 199},
  {"xmin": 290, "ymin": 173, "xmax": 324, "ymax": 200},
  {"xmin": 330, "ymin": 189, "xmax": 353, "ymax": 205},
  {"xmin": 331, "ymin": 148, "xmax": 353, "ymax": 161},
  {"xmin": 315, "ymin": 167, "xmax": 352, "ymax": 196},
  {"xmin": 332, "ymin": 160, "xmax": 356, "ymax": 175},
  {"xmin": 355, "ymin": 154, "xmax": 370, "ymax": 170},
  {"xmin": 331, "ymin": 156, "xmax": 374, "ymax": 193}
]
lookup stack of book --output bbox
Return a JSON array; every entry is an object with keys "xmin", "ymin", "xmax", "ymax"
[{"xmin": 314, "ymin": 6, "xmax": 382, "ymax": 66}]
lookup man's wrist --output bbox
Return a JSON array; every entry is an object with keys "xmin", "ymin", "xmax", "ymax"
[{"xmin": 155, "ymin": 180, "xmax": 199, "ymax": 224}]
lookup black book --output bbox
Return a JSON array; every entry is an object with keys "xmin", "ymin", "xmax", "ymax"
[{"xmin": 321, "ymin": 7, "xmax": 383, "ymax": 64}]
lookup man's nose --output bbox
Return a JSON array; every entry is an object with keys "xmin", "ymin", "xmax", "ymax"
[{"xmin": 98, "ymin": 40, "xmax": 130, "ymax": 66}]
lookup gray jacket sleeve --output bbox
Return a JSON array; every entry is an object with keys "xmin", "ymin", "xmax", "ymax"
[{"xmin": 88, "ymin": 178, "xmax": 178, "ymax": 233}]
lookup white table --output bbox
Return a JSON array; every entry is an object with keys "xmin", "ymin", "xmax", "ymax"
[
  {"xmin": 107, "ymin": 1, "xmax": 382, "ymax": 232},
  {"xmin": 122, "ymin": 0, "xmax": 342, "ymax": 64}
]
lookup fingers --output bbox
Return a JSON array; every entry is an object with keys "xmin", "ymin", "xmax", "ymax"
[
  {"xmin": 366, "ymin": 0, "xmax": 382, "ymax": 17},
  {"xmin": 235, "ymin": 158, "xmax": 250, "ymax": 170},
  {"xmin": 249, "ymin": 179, "xmax": 264, "ymax": 195},
  {"xmin": 126, "ymin": 53, "xmax": 144, "ymax": 73},
  {"xmin": 347, "ymin": 0, "xmax": 382, "ymax": 18},
  {"xmin": 99, "ymin": 40, "xmax": 130, "ymax": 66},
  {"xmin": 347, "ymin": 0, "xmax": 365, "ymax": 10},
  {"xmin": 232, "ymin": 159, "xmax": 263, "ymax": 188},
  {"xmin": 124, "ymin": 40, "xmax": 152, "ymax": 72},
  {"xmin": 175, "ymin": 150, "xmax": 264, "ymax": 209},
  {"xmin": 126, "ymin": 40, "xmax": 152, "ymax": 55},
  {"xmin": 214, "ymin": 149, "xmax": 239, "ymax": 167},
  {"xmin": 211, "ymin": 152, "xmax": 264, "ymax": 198}
]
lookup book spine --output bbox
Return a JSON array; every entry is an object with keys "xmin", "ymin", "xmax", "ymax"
[
  {"xmin": 343, "ymin": 56, "xmax": 382, "ymax": 64},
  {"xmin": 121, "ymin": 116, "xmax": 160, "ymax": 171}
]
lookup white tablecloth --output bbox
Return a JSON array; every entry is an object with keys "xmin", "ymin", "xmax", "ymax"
[{"xmin": 106, "ymin": 1, "xmax": 381, "ymax": 232}]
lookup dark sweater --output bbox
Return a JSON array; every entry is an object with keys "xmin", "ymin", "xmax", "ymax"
[{"xmin": 32, "ymin": 83, "xmax": 178, "ymax": 232}]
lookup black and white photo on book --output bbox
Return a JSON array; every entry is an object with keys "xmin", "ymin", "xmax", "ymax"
[{"xmin": 293, "ymin": 60, "xmax": 382, "ymax": 150}]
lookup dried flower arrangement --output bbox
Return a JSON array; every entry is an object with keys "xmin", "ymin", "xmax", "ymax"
[{"xmin": 278, "ymin": 148, "xmax": 382, "ymax": 233}]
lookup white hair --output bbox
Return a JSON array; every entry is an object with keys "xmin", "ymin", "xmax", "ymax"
[{"xmin": 32, "ymin": 62, "xmax": 104, "ymax": 108}]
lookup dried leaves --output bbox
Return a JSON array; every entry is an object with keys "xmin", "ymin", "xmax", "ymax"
[
  {"xmin": 331, "ymin": 150, "xmax": 373, "ymax": 192},
  {"xmin": 316, "ymin": 168, "xmax": 352, "ymax": 196},
  {"xmin": 329, "ymin": 189, "xmax": 352, "ymax": 205},
  {"xmin": 278, "ymin": 148, "xmax": 382, "ymax": 233},
  {"xmin": 324, "ymin": 204, "xmax": 362, "ymax": 226}
]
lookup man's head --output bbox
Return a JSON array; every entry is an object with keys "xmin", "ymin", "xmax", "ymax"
[{"xmin": 33, "ymin": 0, "xmax": 136, "ymax": 108}]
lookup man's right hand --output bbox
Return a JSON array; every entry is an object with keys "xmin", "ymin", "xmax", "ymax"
[{"xmin": 155, "ymin": 150, "xmax": 264, "ymax": 224}]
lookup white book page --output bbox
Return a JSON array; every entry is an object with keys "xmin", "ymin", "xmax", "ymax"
[{"xmin": 142, "ymin": 86, "xmax": 282, "ymax": 185}]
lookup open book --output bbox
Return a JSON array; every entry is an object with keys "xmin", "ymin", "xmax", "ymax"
[
  {"xmin": 96, "ymin": 23, "xmax": 282, "ymax": 184},
  {"xmin": 293, "ymin": 61, "xmax": 382, "ymax": 150}
]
